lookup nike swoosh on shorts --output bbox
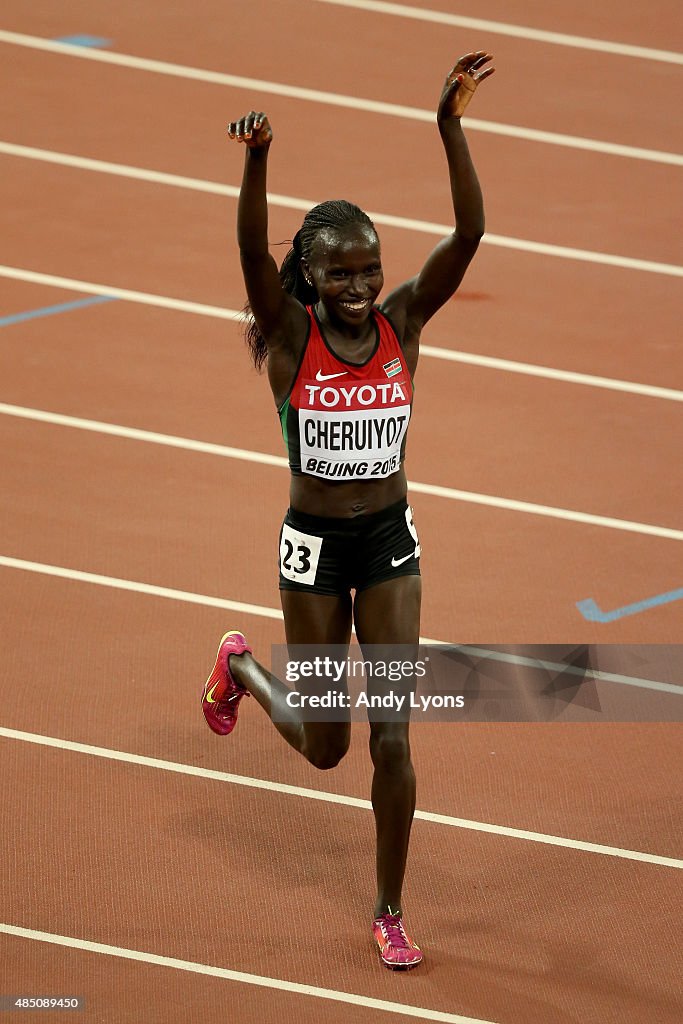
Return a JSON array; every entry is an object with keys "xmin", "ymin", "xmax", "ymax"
[{"xmin": 391, "ymin": 553, "xmax": 413, "ymax": 567}]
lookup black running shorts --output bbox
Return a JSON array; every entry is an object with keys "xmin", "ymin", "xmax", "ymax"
[{"xmin": 278, "ymin": 499, "xmax": 421, "ymax": 596}]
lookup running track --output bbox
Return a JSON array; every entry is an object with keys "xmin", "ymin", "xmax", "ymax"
[{"xmin": 1, "ymin": 2, "xmax": 681, "ymax": 1022}]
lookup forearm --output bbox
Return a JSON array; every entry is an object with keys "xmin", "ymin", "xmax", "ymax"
[
  {"xmin": 439, "ymin": 119, "xmax": 484, "ymax": 241},
  {"xmin": 237, "ymin": 147, "xmax": 270, "ymax": 258}
]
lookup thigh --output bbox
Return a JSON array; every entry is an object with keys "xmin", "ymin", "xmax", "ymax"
[
  {"xmin": 354, "ymin": 576, "xmax": 422, "ymax": 727},
  {"xmin": 280, "ymin": 589, "xmax": 353, "ymax": 754},
  {"xmin": 353, "ymin": 575, "xmax": 421, "ymax": 647},
  {"xmin": 281, "ymin": 589, "xmax": 353, "ymax": 646}
]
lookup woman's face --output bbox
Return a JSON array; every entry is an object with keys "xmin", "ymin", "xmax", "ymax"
[{"xmin": 304, "ymin": 225, "xmax": 384, "ymax": 326}]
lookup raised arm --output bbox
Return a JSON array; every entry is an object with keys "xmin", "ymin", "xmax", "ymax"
[
  {"xmin": 381, "ymin": 52, "xmax": 495, "ymax": 340},
  {"xmin": 228, "ymin": 112, "xmax": 306, "ymax": 350}
]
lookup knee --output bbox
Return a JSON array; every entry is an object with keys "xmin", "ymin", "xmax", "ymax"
[
  {"xmin": 303, "ymin": 730, "xmax": 349, "ymax": 771},
  {"xmin": 307, "ymin": 746, "xmax": 347, "ymax": 771},
  {"xmin": 369, "ymin": 728, "xmax": 411, "ymax": 772}
]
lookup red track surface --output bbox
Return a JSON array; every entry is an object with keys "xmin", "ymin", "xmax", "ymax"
[{"xmin": 1, "ymin": 2, "xmax": 681, "ymax": 1022}]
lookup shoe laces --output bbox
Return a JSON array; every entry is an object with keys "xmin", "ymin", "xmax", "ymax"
[
  {"xmin": 377, "ymin": 911, "xmax": 410, "ymax": 948},
  {"xmin": 217, "ymin": 687, "xmax": 248, "ymax": 714}
]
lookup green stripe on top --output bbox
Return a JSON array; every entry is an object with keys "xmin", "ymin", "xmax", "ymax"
[{"xmin": 279, "ymin": 397, "xmax": 290, "ymax": 449}]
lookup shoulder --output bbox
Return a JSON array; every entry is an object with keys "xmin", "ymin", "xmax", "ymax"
[
  {"xmin": 265, "ymin": 303, "xmax": 314, "ymax": 408},
  {"xmin": 260, "ymin": 292, "xmax": 310, "ymax": 351},
  {"xmin": 379, "ymin": 280, "xmax": 423, "ymax": 342}
]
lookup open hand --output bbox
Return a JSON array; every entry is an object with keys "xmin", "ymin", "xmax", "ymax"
[
  {"xmin": 437, "ymin": 52, "xmax": 495, "ymax": 123},
  {"xmin": 227, "ymin": 111, "xmax": 273, "ymax": 147}
]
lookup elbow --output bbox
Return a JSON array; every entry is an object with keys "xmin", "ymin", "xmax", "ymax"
[{"xmin": 454, "ymin": 228, "xmax": 484, "ymax": 250}]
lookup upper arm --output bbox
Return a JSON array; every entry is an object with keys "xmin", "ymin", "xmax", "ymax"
[
  {"xmin": 381, "ymin": 230, "xmax": 481, "ymax": 340},
  {"xmin": 240, "ymin": 249, "xmax": 308, "ymax": 351}
]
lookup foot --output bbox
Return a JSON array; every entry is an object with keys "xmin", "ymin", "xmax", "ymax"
[
  {"xmin": 372, "ymin": 908, "xmax": 423, "ymax": 970},
  {"xmin": 201, "ymin": 631, "xmax": 252, "ymax": 735}
]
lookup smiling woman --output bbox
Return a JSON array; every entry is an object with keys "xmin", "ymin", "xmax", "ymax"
[
  {"xmin": 244, "ymin": 200, "xmax": 384, "ymax": 372},
  {"xmin": 200, "ymin": 51, "xmax": 494, "ymax": 971}
]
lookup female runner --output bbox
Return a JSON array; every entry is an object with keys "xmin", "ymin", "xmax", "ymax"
[{"xmin": 201, "ymin": 52, "xmax": 494, "ymax": 970}]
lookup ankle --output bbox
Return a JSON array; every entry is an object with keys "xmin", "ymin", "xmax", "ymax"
[
  {"xmin": 228, "ymin": 651, "xmax": 251, "ymax": 689},
  {"xmin": 374, "ymin": 903, "xmax": 402, "ymax": 919}
]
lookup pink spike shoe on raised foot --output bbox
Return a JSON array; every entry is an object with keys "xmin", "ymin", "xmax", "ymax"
[
  {"xmin": 201, "ymin": 630, "xmax": 252, "ymax": 735},
  {"xmin": 372, "ymin": 909, "xmax": 423, "ymax": 970}
]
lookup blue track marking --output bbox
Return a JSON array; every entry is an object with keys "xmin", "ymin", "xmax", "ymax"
[
  {"xmin": 55, "ymin": 35, "xmax": 111, "ymax": 48},
  {"xmin": 577, "ymin": 588, "xmax": 683, "ymax": 622},
  {"xmin": 0, "ymin": 295, "xmax": 115, "ymax": 328}
]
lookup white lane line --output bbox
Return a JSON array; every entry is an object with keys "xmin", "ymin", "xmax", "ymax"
[
  {"xmin": 1, "ymin": 265, "xmax": 682, "ymax": 407},
  {"xmin": 0, "ymin": 141, "xmax": 257, "ymax": 201},
  {"xmin": 0, "ymin": 265, "xmax": 238, "ymax": 319},
  {"xmin": 417, "ymin": 347, "xmax": 683, "ymax": 403},
  {"xmin": 0, "ymin": 922, "xmax": 497, "ymax": 1024},
  {"xmin": 432, "ymin": 119, "xmax": 683, "ymax": 166},
  {"xmin": 449, "ymin": 646, "xmax": 683, "ymax": 697},
  {"xmin": 3, "ymin": 143, "xmax": 683, "ymax": 282},
  {"xmin": 0, "ymin": 554, "xmax": 285, "ymax": 620},
  {"xmin": 310, "ymin": 0, "xmax": 683, "ymax": 65},
  {"xmin": 1, "ymin": 556, "xmax": 682, "ymax": 696},
  {"xmin": 1, "ymin": 726, "xmax": 681, "ymax": 868},
  {"xmin": 2, "ymin": 404, "xmax": 683, "ymax": 540},
  {"xmin": 0, "ymin": 32, "xmax": 681, "ymax": 165},
  {"xmin": 409, "ymin": 479, "xmax": 683, "ymax": 540}
]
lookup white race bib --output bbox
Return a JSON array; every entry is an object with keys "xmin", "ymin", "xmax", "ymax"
[{"xmin": 279, "ymin": 522, "xmax": 323, "ymax": 586}]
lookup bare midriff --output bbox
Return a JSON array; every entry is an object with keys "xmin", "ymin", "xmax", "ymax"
[{"xmin": 289, "ymin": 465, "xmax": 408, "ymax": 518}]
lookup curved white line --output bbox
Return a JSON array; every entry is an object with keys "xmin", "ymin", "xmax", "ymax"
[
  {"xmin": 310, "ymin": 0, "xmax": 683, "ymax": 64},
  {"xmin": 0, "ymin": 32, "xmax": 680, "ymax": 163},
  {"xmin": 1, "ymin": 406, "xmax": 682, "ymax": 538},
  {"xmin": 0, "ymin": 726, "xmax": 681, "ymax": 867},
  {"xmin": 0, "ymin": 921, "xmax": 499, "ymax": 1023},
  {"xmin": 2, "ymin": 143, "xmax": 682, "ymax": 276},
  {"xmin": 1, "ymin": 557, "xmax": 682, "ymax": 696}
]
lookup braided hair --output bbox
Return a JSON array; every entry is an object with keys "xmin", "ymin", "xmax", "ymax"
[{"xmin": 244, "ymin": 199, "xmax": 377, "ymax": 370}]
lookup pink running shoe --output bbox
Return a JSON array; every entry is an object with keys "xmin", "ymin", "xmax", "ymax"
[
  {"xmin": 201, "ymin": 631, "xmax": 252, "ymax": 735},
  {"xmin": 372, "ymin": 909, "xmax": 423, "ymax": 970}
]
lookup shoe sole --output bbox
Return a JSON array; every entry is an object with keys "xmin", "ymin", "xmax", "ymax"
[{"xmin": 379, "ymin": 955, "xmax": 423, "ymax": 970}]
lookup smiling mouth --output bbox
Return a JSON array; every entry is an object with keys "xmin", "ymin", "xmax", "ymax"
[{"xmin": 339, "ymin": 298, "xmax": 372, "ymax": 313}]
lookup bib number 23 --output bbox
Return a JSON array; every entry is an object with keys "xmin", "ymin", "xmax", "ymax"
[{"xmin": 279, "ymin": 522, "xmax": 323, "ymax": 586}]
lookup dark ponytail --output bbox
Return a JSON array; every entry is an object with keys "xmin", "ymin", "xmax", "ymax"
[{"xmin": 243, "ymin": 200, "xmax": 377, "ymax": 371}]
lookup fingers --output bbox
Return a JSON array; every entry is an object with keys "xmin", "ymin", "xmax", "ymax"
[
  {"xmin": 226, "ymin": 111, "xmax": 269, "ymax": 143},
  {"xmin": 468, "ymin": 51, "xmax": 492, "ymax": 73},
  {"xmin": 469, "ymin": 52, "xmax": 494, "ymax": 83},
  {"xmin": 438, "ymin": 48, "xmax": 495, "ymax": 121},
  {"xmin": 474, "ymin": 65, "xmax": 495, "ymax": 83},
  {"xmin": 450, "ymin": 50, "xmax": 494, "ymax": 81}
]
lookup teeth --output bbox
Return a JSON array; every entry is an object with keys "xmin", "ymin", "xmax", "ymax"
[{"xmin": 341, "ymin": 300, "xmax": 368, "ymax": 310}]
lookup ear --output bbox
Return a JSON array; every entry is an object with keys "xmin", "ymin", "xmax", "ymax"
[{"xmin": 301, "ymin": 260, "xmax": 314, "ymax": 287}]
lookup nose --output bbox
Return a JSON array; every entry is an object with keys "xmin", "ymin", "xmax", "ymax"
[{"xmin": 347, "ymin": 275, "xmax": 371, "ymax": 296}]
